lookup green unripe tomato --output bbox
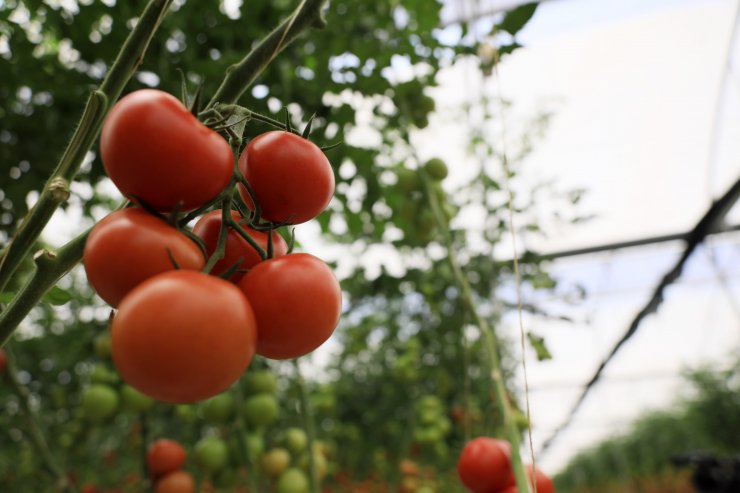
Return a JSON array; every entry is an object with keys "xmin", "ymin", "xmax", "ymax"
[
  {"xmin": 282, "ymin": 427, "xmax": 308, "ymax": 454},
  {"xmin": 424, "ymin": 158, "xmax": 448, "ymax": 180},
  {"xmin": 175, "ymin": 404, "xmax": 198, "ymax": 423},
  {"xmin": 89, "ymin": 364, "xmax": 119, "ymax": 385},
  {"xmin": 396, "ymin": 167, "xmax": 419, "ymax": 193},
  {"xmin": 93, "ymin": 333, "xmax": 112, "ymax": 359},
  {"xmin": 203, "ymin": 392, "xmax": 235, "ymax": 424},
  {"xmin": 243, "ymin": 370, "xmax": 278, "ymax": 395},
  {"xmin": 82, "ymin": 384, "xmax": 119, "ymax": 420},
  {"xmin": 243, "ymin": 393, "xmax": 279, "ymax": 428},
  {"xmin": 120, "ymin": 384, "xmax": 154, "ymax": 413},
  {"xmin": 261, "ymin": 448, "xmax": 291, "ymax": 478},
  {"xmin": 276, "ymin": 468, "xmax": 309, "ymax": 493},
  {"xmin": 195, "ymin": 437, "xmax": 229, "ymax": 472}
]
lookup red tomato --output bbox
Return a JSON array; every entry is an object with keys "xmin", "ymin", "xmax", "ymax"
[
  {"xmin": 237, "ymin": 253, "xmax": 342, "ymax": 359},
  {"xmin": 0, "ymin": 349, "xmax": 6, "ymax": 374},
  {"xmin": 111, "ymin": 271, "xmax": 257, "ymax": 403},
  {"xmin": 502, "ymin": 464, "xmax": 555, "ymax": 493},
  {"xmin": 238, "ymin": 131, "xmax": 335, "ymax": 224},
  {"xmin": 457, "ymin": 437, "xmax": 513, "ymax": 493},
  {"xmin": 193, "ymin": 210, "xmax": 288, "ymax": 282},
  {"xmin": 147, "ymin": 439, "xmax": 187, "ymax": 478},
  {"xmin": 154, "ymin": 470, "xmax": 195, "ymax": 493},
  {"xmin": 83, "ymin": 208, "xmax": 205, "ymax": 307},
  {"xmin": 100, "ymin": 89, "xmax": 233, "ymax": 212},
  {"xmin": 80, "ymin": 484, "xmax": 99, "ymax": 493}
]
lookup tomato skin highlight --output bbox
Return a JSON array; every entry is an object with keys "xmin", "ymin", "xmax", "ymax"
[
  {"xmin": 238, "ymin": 253, "xmax": 342, "ymax": 359},
  {"xmin": 457, "ymin": 437, "xmax": 513, "ymax": 493},
  {"xmin": 239, "ymin": 131, "xmax": 335, "ymax": 224},
  {"xmin": 101, "ymin": 89, "xmax": 233, "ymax": 212},
  {"xmin": 111, "ymin": 270, "xmax": 257, "ymax": 403},
  {"xmin": 83, "ymin": 208, "xmax": 205, "ymax": 307},
  {"xmin": 193, "ymin": 210, "xmax": 288, "ymax": 282}
]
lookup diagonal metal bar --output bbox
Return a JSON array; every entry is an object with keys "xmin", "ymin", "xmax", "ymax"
[{"xmin": 539, "ymin": 174, "xmax": 740, "ymax": 456}]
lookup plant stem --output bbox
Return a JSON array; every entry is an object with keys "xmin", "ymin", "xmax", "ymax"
[
  {"xmin": 207, "ymin": 0, "xmax": 328, "ymax": 107},
  {"xmin": 422, "ymin": 173, "xmax": 531, "ymax": 493},
  {"xmin": 293, "ymin": 359, "xmax": 320, "ymax": 493},
  {"xmin": 232, "ymin": 384, "xmax": 261, "ymax": 493},
  {"xmin": 0, "ymin": 0, "xmax": 172, "ymax": 301},
  {"xmin": 0, "ymin": 229, "xmax": 90, "ymax": 347},
  {"xmin": 4, "ymin": 351, "xmax": 76, "ymax": 493}
]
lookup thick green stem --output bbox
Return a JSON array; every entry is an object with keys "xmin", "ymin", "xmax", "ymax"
[
  {"xmin": 207, "ymin": 0, "xmax": 328, "ymax": 107},
  {"xmin": 4, "ymin": 352, "xmax": 76, "ymax": 493},
  {"xmin": 293, "ymin": 359, "xmax": 320, "ymax": 493},
  {"xmin": 0, "ymin": 0, "xmax": 172, "ymax": 299},
  {"xmin": 422, "ymin": 174, "xmax": 531, "ymax": 493},
  {"xmin": 0, "ymin": 229, "xmax": 90, "ymax": 347}
]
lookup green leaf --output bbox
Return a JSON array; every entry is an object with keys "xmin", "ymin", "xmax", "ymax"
[
  {"xmin": 526, "ymin": 331, "xmax": 552, "ymax": 361},
  {"xmin": 43, "ymin": 286, "xmax": 74, "ymax": 306},
  {"xmin": 497, "ymin": 3, "xmax": 538, "ymax": 36}
]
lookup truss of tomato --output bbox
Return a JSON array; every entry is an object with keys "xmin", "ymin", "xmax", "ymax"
[
  {"xmin": 457, "ymin": 437, "xmax": 513, "ymax": 493},
  {"xmin": 111, "ymin": 270, "xmax": 257, "ymax": 403},
  {"xmin": 193, "ymin": 209, "xmax": 288, "ymax": 282},
  {"xmin": 238, "ymin": 131, "xmax": 335, "ymax": 224},
  {"xmin": 100, "ymin": 89, "xmax": 233, "ymax": 212},
  {"xmin": 83, "ymin": 208, "xmax": 205, "ymax": 307},
  {"xmin": 237, "ymin": 253, "xmax": 342, "ymax": 359}
]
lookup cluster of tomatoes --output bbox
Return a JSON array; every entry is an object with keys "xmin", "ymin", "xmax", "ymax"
[
  {"xmin": 84, "ymin": 89, "xmax": 341, "ymax": 404},
  {"xmin": 146, "ymin": 439, "xmax": 194, "ymax": 493},
  {"xmin": 457, "ymin": 437, "xmax": 555, "ymax": 493}
]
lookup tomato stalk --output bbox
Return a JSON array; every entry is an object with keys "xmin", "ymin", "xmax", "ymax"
[
  {"xmin": 420, "ymin": 172, "xmax": 532, "ymax": 493},
  {"xmin": 202, "ymin": 199, "xmax": 235, "ymax": 275},
  {"xmin": 231, "ymin": 384, "xmax": 262, "ymax": 493},
  {"xmin": 3, "ymin": 351, "xmax": 76, "ymax": 493},
  {"xmin": 293, "ymin": 359, "xmax": 321, "ymax": 493},
  {"xmin": 0, "ymin": 230, "xmax": 90, "ymax": 347},
  {"xmin": 207, "ymin": 0, "xmax": 329, "ymax": 108}
]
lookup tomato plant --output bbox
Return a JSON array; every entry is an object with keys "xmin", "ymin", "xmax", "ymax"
[
  {"xmin": 192, "ymin": 209, "xmax": 288, "ymax": 282},
  {"xmin": 147, "ymin": 439, "xmax": 187, "ymax": 478},
  {"xmin": 457, "ymin": 437, "xmax": 514, "ymax": 493},
  {"xmin": 83, "ymin": 208, "xmax": 205, "ymax": 307},
  {"xmin": 111, "ymin": 270, "xmax": 257, "ymax": 403},
  {"xmin": 238, "ymin": 131, "xmax": 335, "ymax": 224},
  {"xmin": 237, "ymin": 252, "xmax": 342, "ymax": 359},
  {"xmin": 100, "ymin": 89, "xmax": 233, "ymax": 212}
]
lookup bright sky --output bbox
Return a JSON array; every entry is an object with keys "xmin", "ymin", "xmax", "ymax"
[{"xmin": 428, "ymin": 0, "xmax": 740, "ymax": 474}]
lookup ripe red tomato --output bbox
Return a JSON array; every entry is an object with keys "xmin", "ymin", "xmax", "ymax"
[
  {"xmin": 193, "ymin": 210, "xmax": 288, "ymax": 282},
  {"xmin": 502, "ymin": 464, "xmax": 555, "ymax": 493},
  {"xmin": 100, "ymin": 89, "xmax": 233, "ymax": 212},
  {"xmin": 238, "ymin": 131, "xmax": 335, "ymax": 224},
  {"xmin": 457, "ymin": 437, "xmax": 513, "ymax": 493},
  {"xmin": 84, "ymin": 208, "xmax": 205, "ymax": 307},
  {"xmin": 154, "ymin": 470, "xmax": 195, "ymax": 493},
  {"xmin": 237, "ymin": 253, "xmax": 341, "ymax": 359},
  {"xmin": 0, "ymin": 349, "xmax": 6, "ymax": 374},
  {"xmin": 111, "ymin": 270, "xmax": 257, "ymax": 403},
  {"xmin": 147, "ymin": 439, "xmax": 187, "ymax": 478}
]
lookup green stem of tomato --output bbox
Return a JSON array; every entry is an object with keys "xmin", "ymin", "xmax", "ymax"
[
  {"xmin": 0, "ymin": 230, "xmax": 90, "ymax": 348},
  {"xmin": 202, "ymin": 199, "xmax": 233, "ymax": 275},
  {"xmin": 0, "ymin": 0, "xmax": 172, "ymax": 327},
  {"xmin": 207, "ymin": 0, "xmax": 328, "ymax": 108},
  {"xmin": 421, "ymin": 172, "xmax": 532, "ymax": 493},
  {"xmin": 293, "ymin": 359, "xmax": 321, "ymax": 493},
  {"xmin": 226, "ymin": 216, "xmax": 268, "ymax": 262},
  {"xmin": 232, "ymin": 384, "xmax": 261, "ymax": 493},
  {"xmin": 4, "ymin": 350, "xmax": 77, "ymax": 493}
]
